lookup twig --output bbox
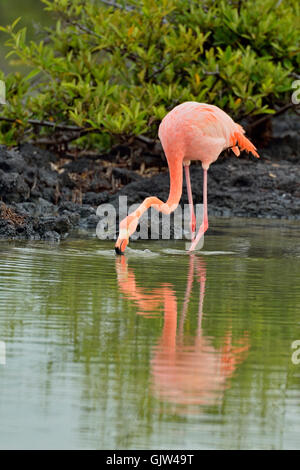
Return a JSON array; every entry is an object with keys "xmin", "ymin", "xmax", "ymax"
[
  {"xmin": 70, "ymin": 21, "xmax": 103, "ymax": 40},
  {"xmin": 99, "ymin": 0, "xmax": 135, "ymax": 12},
  {"xmin": 202, "ymin": 66, "xmax": 220, "ymax": 76},
  {"xmin": 148, "ymin": 58, "xmax": 175, "ymax": 80},
  {"xmin": 290, "ymin": 72, "xmax": 300, "ymax": 80},
  {"xmin": 247, "ymin": 103, "xmax": 297, "ymax": 130},
  {"xmin": 0, "ymin": 116, "xmax": 84, "ymax": 132},
  {"xmin": 135, "ymin": 134, "xmax": 157, "ymax": 145},
  {"xmin": 0, "ymin": 115, "xmax": 156, "ymax": 147}
]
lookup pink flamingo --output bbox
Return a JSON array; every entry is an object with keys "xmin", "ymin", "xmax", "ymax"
[{"xmin": 115, "ymin": 102, "xmax": 259, "ymax": 254}]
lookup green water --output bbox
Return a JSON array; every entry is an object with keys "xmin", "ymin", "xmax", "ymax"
[
  {"xmin": 0, "ymin": 218, "xmax": 300, "ymax": 450},
  {"xmin": 0, "ymin": 0, "xmax": 52, "ymax": 73}
]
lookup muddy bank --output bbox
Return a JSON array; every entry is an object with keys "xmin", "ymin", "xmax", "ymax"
[{"xmin": 0, "ymin": 113, "xmax": 299, "ymax": 240}]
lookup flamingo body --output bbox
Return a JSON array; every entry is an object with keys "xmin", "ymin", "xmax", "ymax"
[
  {"xmin": 115, "ymin": 102, "xmax": 259, "ymax": 254},
  {"xmin": 159, "ymin": 102, "xmax": 233, "ymax": 170}
]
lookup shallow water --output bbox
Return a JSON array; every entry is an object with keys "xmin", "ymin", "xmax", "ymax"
[{"xmin": 0, "ymin": 218, "xmax": 300, "ymax": 450}]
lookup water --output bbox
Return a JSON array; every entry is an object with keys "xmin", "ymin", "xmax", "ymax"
[
  {"xmin": 0, "ymin": 218, "xmax": 300, "ymax": 450},
  {"xmin": 0, "ymin": 1, "xmax": 52, "ymax": 73}
]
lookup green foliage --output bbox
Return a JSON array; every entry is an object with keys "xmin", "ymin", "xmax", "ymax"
[{"xmin": 0, "ymin": 0, "xmax": 299, "ymax": 149}]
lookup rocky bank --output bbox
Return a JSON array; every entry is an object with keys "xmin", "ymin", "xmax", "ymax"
[{"xmin": 0, "ymin": 113, "xmax": 299, "ymax": 241}]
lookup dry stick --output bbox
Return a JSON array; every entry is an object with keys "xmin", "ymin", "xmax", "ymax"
[
  {"xmin": 135, "ymin": 134, "xmax": 156, "ymax": 145},
  {"xmin": 148, "ymin": 57, "xmax": 176, "ymax": 80},
  {"xmin": 247, "ymin": 103, "xmax": 297, "ymax": 131},
  {"xmin": 290, "ymin": 72, "xmax": 300, "ymax": 79},
  {"xmin": 70, "ymin": 21, "xmax": 103, "ymax": 40},
  {"xmin": 0, "ymin": 115, "xmax": 157, "ymax": 145},
  {"xmin": 100, "ymin": 0, "xmax": 167, "ymax": 24},
  {"xmin": 1, "ymin": 102, "xmax": 296, "ymax": 147},
  {"xmin": 0, "ymin": 116, "xmax": 83, "ymax": 132},
  {"xmin": 99, "ymin": 0, "xmax": 135, "ymax": 12}
]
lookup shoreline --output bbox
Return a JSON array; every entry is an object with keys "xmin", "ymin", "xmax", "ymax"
[{"xmin": 0, "ymin": 113, "xmax": 299, "ymax": 241}]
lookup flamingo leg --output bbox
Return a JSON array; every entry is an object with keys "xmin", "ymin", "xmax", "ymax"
[
  {"xmin": 115, "ymin": 156, "xmax": 183, "ymax": 254},
  {"xmin": 184, "ymin": 164, "xmax": 196, "ymax": 239},
  {"xmin": 189, "ymin": 169, "xmax": 208, "ymax": 252}
]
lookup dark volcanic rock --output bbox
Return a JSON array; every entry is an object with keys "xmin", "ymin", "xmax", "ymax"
[
  {"xmin": 83, "ymin": 191, "xmax": 109, "ymax": 206},
  {"xmin": 19, "ymin": 143, "xmax": 57, "ymax": 166},
  {"xmin": 38, "ymin": 215, "xmax": 71, "ymax": 234},
  {"xmin": 0, "ymin": 146, "xmax": 26, "ymax": 173},
  {"xmin": 0, "ymin": 169, "xmax": 30, "ymax": 202},
  {"xmin": 105, "ymin": 154, "xmax": 300, "ymax": 221},
  {"xmin": 112, "ymin": 167, "xmax": 143, "ymax": 185},
  {"xmin": 0, "ymin": 218, "xmax": 17, "ymax": 238}
]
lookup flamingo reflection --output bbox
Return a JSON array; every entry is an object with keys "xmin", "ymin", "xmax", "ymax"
[{"xmin": 116, "ymin": 255, "xmax": 249, "ymax": 411}]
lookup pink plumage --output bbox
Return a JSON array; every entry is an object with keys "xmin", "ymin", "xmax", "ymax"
[
  {"xmin": 158, "ymin": 102, "xmax": 259, "ymax": 169},
  {"xmin": 115, "ymin": 102, "xmax": 259, "ymax": 254}
]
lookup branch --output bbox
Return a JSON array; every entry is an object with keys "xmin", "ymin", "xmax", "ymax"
[
  {"xmin": 70, "ymin": 21, "xmax": 102, "ymax": 40},
  {"xmin": 30, "ymin": 133, "xmax": 84, "ymax": 146},
  {"xmin": 99, "ymin": 0, "xmax": 135, "ymax": 12},
  {"xmin": 0, "ymin": 116, "xmax": 84, "ymax": 132},
  {"xmin": 148, "ymin": 58, "xmax": 175, "ymax": 80},
  {"xmin": 135, "ymin": 134, "xmax": 157, "ymax": 145},
  {"xmin": 0, "ymin": 115, "xmax": 155, "ymax": 146},
  {"xmin": 290, "ymin": 72, "xmax": 300, "ymax": 80},
  {"xmin": 247, "ymin": 103, "xmax": 297, "ymax": 130},
  {"xmin": 202, "ymin": 66, "xmax": 220, "ymax": 76}
]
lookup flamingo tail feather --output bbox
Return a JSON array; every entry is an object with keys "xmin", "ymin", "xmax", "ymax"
[{"xmin": 232, "ymin": 125, "xmax": 260, "ymax": 158}]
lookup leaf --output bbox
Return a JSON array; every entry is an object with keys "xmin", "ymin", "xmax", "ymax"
[
  {"xmin": 195, "ymin": 73, "xmax": 200, "ymax": 86},
  {"xmin": 0, "ymin": 0, "xmax": 297, "ymax": 149},
  {"xmin": 128, "ymin": 26, "xmax": 135, "ymax": 36},
  {"xmin": 11, "ymin": 17, "xmax": 22, "ymax": 30},
  {"xmin": 23, "ymin": 69, "xmax": 40, "ymax": 82}
]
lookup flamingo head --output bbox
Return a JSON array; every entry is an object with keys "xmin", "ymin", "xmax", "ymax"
[
  {"xmin": 115, "ymin": 236, "xmax": 128, "ymax": 255},
  {"xmin": 114, "ymin": 215, "xmax": 139, "ymax": 254}
]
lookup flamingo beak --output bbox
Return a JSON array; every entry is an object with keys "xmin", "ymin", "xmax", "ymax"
[{"xmin": 115, "ymin": 238, "xmax": 128, "ymax": 255}]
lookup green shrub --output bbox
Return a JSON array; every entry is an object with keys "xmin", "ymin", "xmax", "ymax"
[{"xmin": 0, "ymin": 0, "xmax": 299, "ymax": 150}]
